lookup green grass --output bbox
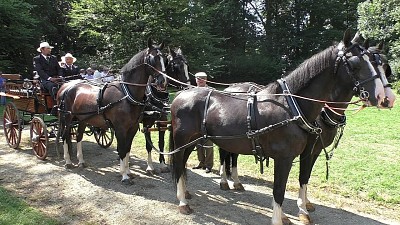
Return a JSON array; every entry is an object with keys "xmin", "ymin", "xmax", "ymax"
[{"xmin": 0, "ymin": 187, "xmax": 58, "ymax": 225}]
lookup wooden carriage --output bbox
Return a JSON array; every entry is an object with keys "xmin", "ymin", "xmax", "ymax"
[{"xmin": 1, "ymin": 74, "xmax": 114, "ymax": 160}]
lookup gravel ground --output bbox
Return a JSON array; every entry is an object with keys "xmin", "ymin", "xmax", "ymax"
[{"xmin": 0, "ymin": 127, "xmax": 399, "ymax": 225}]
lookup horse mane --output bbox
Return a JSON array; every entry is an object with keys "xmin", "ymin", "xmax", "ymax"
[
  {"xmin": 282, "ymin": 45, "xmax": 338, "ymax": 93},
  {"xmin": 121, "ymin": 49, "xmax": 147, "ymax": 75}
]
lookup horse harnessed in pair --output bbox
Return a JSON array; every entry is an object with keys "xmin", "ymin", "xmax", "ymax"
[{"xmin": 199, "ymin": 43, "xmax": 380, "ymax": 174}]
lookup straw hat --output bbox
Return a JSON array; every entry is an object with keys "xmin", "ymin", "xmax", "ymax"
[
  {"xmin": 61, "ymin": 53, "xmax": 77, "ymax": 63},
  {"xmin": 36, "ymin": 42, "xmax": 54, "ymax": 52}
]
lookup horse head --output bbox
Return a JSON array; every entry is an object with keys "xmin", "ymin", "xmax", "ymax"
[
  {"xmin": 364, "ymin": 40, "xmax": 396, "ymax": 108},
  {"xmin": 145, "ymin": 38, "xmax": 167, "ymax": 90},
  {"xmin": 166, "ymin": 47, "xmax": 190, "ymax": 88},
  {"xmin": 335, "ymin": 30, "xmax": 385, "ymax": 107}
]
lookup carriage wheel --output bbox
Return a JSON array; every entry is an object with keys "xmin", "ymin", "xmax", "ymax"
[
  {"xmin": 3, "ymin": 102, "xmax": 22, "ymax": 148},
  {"xmin": 94, "ymin": 127, "xmax": 114, "ymax": 148},
  {"xmin": 30, "ymin": 117, "xmax": 48, "ymax": 160}
]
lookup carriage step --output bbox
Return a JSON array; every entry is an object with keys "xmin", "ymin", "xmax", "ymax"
[{"xmin": 155, "ymin": 120, "xmax": 171, "ymax": 126}]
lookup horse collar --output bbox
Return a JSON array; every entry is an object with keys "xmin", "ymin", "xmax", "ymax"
[{"xmin": 277, "ymin": 79, "xmax": 322, "ymax": 135}]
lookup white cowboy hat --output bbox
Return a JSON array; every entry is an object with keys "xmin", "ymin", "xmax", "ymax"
[
  {"xmin": 61, "ymin": 53, "xmax": 77, "ymax": 63},
  {"xmin": 36, "ymin": 42, "xmax": 54, "ymax": 52},
  {"xmin": 194, "ymin": 72, "xmax": 208, "ymax": 78}
]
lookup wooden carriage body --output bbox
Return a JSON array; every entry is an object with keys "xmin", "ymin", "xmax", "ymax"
[{"xmin": 1, "ymin": 74, "xmax": 54, "ymax": 114}]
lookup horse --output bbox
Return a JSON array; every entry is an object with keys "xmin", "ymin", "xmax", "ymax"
[
  {"xmin": 168, "ymin": 30, "xmax": 386, "ymax": 225},
  {"xmin": 218, "ymin": 40, "xmax": 396, "ymax": 224},
  {"xmin": 296, "ymin": 41, "xmax": 396, "ymax": 224},
  {"xmin": 142, "ymin": 47, "xmax": 190, "ymax": 174},
  {"xmin": 57, "ymin": 38, "xmax": 167, "ymax": 184},
  {"xmin": 218, "ymin": 82, "xmax": 265, "ymax": 192}
]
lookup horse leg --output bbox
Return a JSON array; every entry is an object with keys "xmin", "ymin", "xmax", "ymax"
[
  {"xmin": 76, "ymin": 123, "xmax": 87, "ymax": 168},
  {"xmin": 231, "ymin": 153, "xmax": 244, "ymax": 191},
  {"xmin": 158, "ymin": 130, "xmax": 170, "ymax": 173},
  {"xmin": 272, "ymin": 157, "xmax": 294, "ymax": 225},
  {"xmin": 219, "ymin": 148, "xmax": 230, "ymax": 190},
  {"xmin": 116, "ymin": 127, "xmax": 136, "ymax": 185},
  {"xmin": 171, "ymin": 128, "xmax": 195, "ymax": 214},
  {"xmin": 62, "ymin": 116, "xmax": 74, "ymax": 169},
  {"xmin": 144, "ymin": 131, "xmax": 156, "ymax": 175},
  {"xmin": 297, "ymin": 140, "xmax": 318, "ymax": 224}
]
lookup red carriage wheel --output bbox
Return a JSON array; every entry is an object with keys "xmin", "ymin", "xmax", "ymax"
[
  {"xmin": 30, "ymin": 117, "xmax": 48, "ymax": 160},
  {"xmin": 3, "ymin": 102, "xmax": 22, "ymax": 148},
  {"xmin": 94, "ymin": 127, "xmax": 114, "ymax": 148}
]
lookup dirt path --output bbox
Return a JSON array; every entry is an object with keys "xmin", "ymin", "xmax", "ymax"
[{"xmin": 0, "ymin": 128, "xmax": 399, "ymax": 225}]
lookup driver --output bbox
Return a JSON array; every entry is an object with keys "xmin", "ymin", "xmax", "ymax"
[{"xmin": 33, "ymin": 41, "xmax": 64, "ymax": 100}]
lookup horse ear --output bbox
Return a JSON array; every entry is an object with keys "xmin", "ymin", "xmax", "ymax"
[
  {"xmin": 147, "ymin": 37, "xmax": 153, "ymax": 49},
  {"xmin": 363, "ymin": 38, "xmax": 370, "ymax": 49},
  {"xmin": 351, "ymin": 31, "xmax": 361, "ymax": 44},
  {"xmin": 159, "ymin": 41, "xmax": 165, "ymax": 50},
  {"xmin": 169, "ymin": 47, "xmax": 176, "ymax": 58},
  {"xmin": 176, "ymin": 47, "xmax": 182, "ymax": 55},
  {"xmin": 343, "ymin": 29, "xmax": 352, "ymax": 47},
  {"xmin": 377, "ymin": 41, "xmax": 384, "ymax": 50}
]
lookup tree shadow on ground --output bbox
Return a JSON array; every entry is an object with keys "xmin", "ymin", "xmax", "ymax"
[{"xmin": 0, "ymin": 135, "xmax": 393, "ymax": 225}]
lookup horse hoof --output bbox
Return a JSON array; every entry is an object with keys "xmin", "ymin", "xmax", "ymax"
[
  {"xmin": 282, "ymin": 216, "xmax": 293, "ymax": 225},
  {"xmin": 78, "ymin": 163, "xmax": 87, "ymax": 168},
  {"xmin": 160, "ymin": 166, "xmax": 170, "ymax": 173},
  {"xmin": 185, "ymin": 191, "xmax": 192, "ymax": 199},
  {"xmin": 64, "ymin": 164, "xmax": 74, "ymax": 169},
  {"xmin": 306, "ymin": 202, "xmax": 315, "ymax": 212},
  {"xmin": 127, "ymin": 173, "xmax": 136, "ymax": 179},
  {"xmin": 299, "ymin": 214, "xmax": 312, "ymax": 225},
  {"xmin": 233, "ymin": 183, "xmax": 245, "ymax": 191},
  {"xmin": 121, "ymin": 179, "xmax": 133, "ymax": 185},
  {"xmin": 220, "ymin": 182, "xmax": 230, "ymax": 190},
  {"xmin": 146, "ymin": 170, "xmax": 156, "ymax": 176},
  {"xmin": 178, "ymin": 205, "xmax": 193, "ymax": 215}
]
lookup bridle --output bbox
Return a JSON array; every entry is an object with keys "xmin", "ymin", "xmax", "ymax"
[
  {"xmin": 167, "ymin": 54, "xmax": 190, "ymax": 83},
  {"xmin": 334, "ymin": 43, "xmax": 380, "ymax": 100},
  {"xmin": 144, "ymin": 48, "xmax": 167, "ymax": 88}
]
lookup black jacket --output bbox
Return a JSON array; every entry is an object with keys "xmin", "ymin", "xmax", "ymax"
[
  {"xmin": 33, "ymin": 54, "xmax": 63, "ymax": 81},
  {"xmin": 62, "ymin": 64, "xmax": 82, "ymax": 80}
]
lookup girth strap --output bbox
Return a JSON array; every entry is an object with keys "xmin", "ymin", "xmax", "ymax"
[{"xmin": 246, "ymin": 92, "xmax": 268, "ymax": 174}]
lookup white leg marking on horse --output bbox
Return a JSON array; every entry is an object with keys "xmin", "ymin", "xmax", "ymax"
[
  {"xmin": 146, "ymin": 152, "xmax": 154, "ymax": 171},
  {"xmin": 297, "ymin": 184, "xmax": 309, "ymax": 215},
  {"xmin": 272, "ymin": 199, "xmax": 283, "ymax": 225},
  {"xmin": 120, "ymin": 152, "xmax": 131, "ymax": 180},
  {"xmin": 231, "ymin": 167, "xmax": 241, "ymax": 185},
  {"xmin": 76, "ymin": 141, "xmax": 85, "ymax": 164},
  {"xmin": 220, "ymin": 162, "xmax": 228, "ymax": 184},
  {"xmin": 177, "ymin": 176, "xmax": 188, "ymax": 206},
  {"xmin": 63, "ymin": 141, "xmax": 72, "ymax": 165}
]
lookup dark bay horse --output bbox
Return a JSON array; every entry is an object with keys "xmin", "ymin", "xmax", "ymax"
[
  {"xmin": 296, "ymin": 41, "xmax": 396, "ymax": 224},
  {"xmin": 169, "ymin": 31, "xmax": 386, "ymax": 225},
  {"xmin": 57, "ymin": 38, "xmax": 166, "ymax": 184},
  {"xmin": 142, "ymin": 48, "xmax": 189, "ymax": 174},
  {"xmin": 218, "ymin": 41, "xmax": 396, "ymax": 224}
]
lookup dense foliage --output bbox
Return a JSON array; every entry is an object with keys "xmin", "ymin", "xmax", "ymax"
[{"xmin": 0, "ymin": 0, "xmax": 398, "ymax": 86}]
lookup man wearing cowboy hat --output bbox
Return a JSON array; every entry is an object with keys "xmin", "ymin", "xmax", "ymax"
[
  {"xmin": 61, "ymin": 53, "xmax": 81, "ymax": 80},
  {"xmin": 33, "ymin": 41, "xmax": 63, "ymax": 101}
]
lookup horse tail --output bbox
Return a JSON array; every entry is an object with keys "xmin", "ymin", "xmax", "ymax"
[{"xmin": 169, "ymin": 128, "xmax": 187, "ymax": 189}]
